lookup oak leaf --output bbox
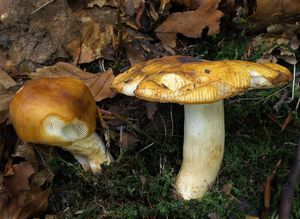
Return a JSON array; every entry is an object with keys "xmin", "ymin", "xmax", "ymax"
[
  {"xmin": 30, "ymin": 62, "xmax": 115, "ymax": 102},
  {"xmin": 155, "ymin": 0, "xmax": 223, "ymax": 52},
  {"xmin": 250, "ymin": 0, "xmax": 300, "ymax": 21}
]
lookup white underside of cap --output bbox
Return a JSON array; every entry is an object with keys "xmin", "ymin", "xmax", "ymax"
[
  {"xmin": 122, "ymin": 80, "xmax": 140, "ymax": 96},
  {"xmin": 43, "ymin": 115, "xmax": 89, "ymax": 142},
  {"xmin": 160, "ymin": 73, "xmax": 187, "ymax": 91},
  {"xmin": 249, "ymin": 70, "xmax": 272, "ymax": 88}
]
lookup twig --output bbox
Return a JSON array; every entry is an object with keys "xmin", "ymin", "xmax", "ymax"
[
  {"xmin": 287, "ymin": 64, "xmax": 296, "ymax": 103},
  {"xmin": 279, "ymin": 139, "xmax": 300, "ymax": 219},
  {"xmin": 31, "ymin": 0, "xmax": 54, "ymax": 15},
  {"xmin": 136, "ymin": 142, "xmax": 155, "ymax": 155}
]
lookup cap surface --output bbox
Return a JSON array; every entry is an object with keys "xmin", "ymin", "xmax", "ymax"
[
  {"xmin": 111, "ymin": 56, "xmax": 292, "ymax": 104},
  {"xmin": 9, "ymin": 77, "xmax": 96, "ymax": 146}
]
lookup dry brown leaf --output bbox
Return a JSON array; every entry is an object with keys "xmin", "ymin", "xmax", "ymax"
[
  {"xmin": 65, "ymin": 39, "xmax": 82, "ymax": 65},
  {"xmin": 245, "ymin": 216, "xmax": 259, "ymax": 219},
  {"xmin": 0, "ymin": 91, "xmax": 14, "ymax": 122},
  {"xmin": 207, "ymin": 212, "xmax": 218, "ymax": 219},
  {"xmin": 281, "ymin": 113, "xmax": 293, "ymax": 131},
  {"xmin": 0, "ymin": 92, "xmax": 13, "ymax": 112},
  {"xmin": 155, "ymin": 0, "xmax": 223, "ymax": 51},
  {"xmin": 4, "ymin": 162, "xmax": 35, "ymax": 197},
  {"xmin": 0, "ymin": 70, "xmax": 17, "ymax": 90},
  {"xmin": 159, "ymin": 0, "xmax": 171, "ymax": 13},
  {"xmin": 126, "ymin": 45, "xmax": 146, "ymax": 66},
  {"xmin": 145, "ymin": 102, "xmax": 158, "ymax": 120},
  {"xmin": 250, "ymin": 34, "xmax": 298, "ymax": 65},
  {"xmin": 74, "ymin": 7, "xmax": 117, "ymax": 63},
  {"xmin": 87, "ymin": 0, "xmax": 107, "ymax": 8},
  {"xmin": 0, "ymin": 69, "xmax": 16, "ymax": 121},
  {"xmin": 125, "ymin": 0, "xmax": 144, "ymax": 16},
  {"xmin": 0, "ymin": 0, "xmax": 10, "ymax": 22},
  {"xmin": 120, "ymin": 132, "xmax": 139, "ymax": 149},
  {"xmin": 222, "ymin": 183, "xmax": 232, "ymax": 196},
  {"xmin": 14, "ymin": 188, "xmax": 50, "ymax": 219},
  {"xmin": 13, "ymin": 143, "xmax": 38, "ymax": 170},
  {"xmin": 174, "ymin": 0, "xmax": 203, "ymax": 9},
  {"xmin": 0, "ymin": 188, "xmax": 50, "ymax": 219},
  {"xmin": 0, "ymin": 0, "xmax": 81, "ymax": 73},
  {"xmin": 31, "ymin": 169, "xmax": 54, "ymax": 188},
  {"xmin": 250, "ymin": 0, "xmax": 300, "ymax": 21},
  {"xmin": 87, "ymin": 0, "xmax": 119, "ymax": 9},
  {"xmin": 30, "ymin": 62, "xmax": 115, "ymax": 101},
  {"xmin": 139, "ymin": 175, "xmax": 147, "ymax": 191}
]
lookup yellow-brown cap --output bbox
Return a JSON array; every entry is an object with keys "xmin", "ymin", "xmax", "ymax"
[
  {"xmin": 111, "ymin": 56, "xmax": 292, "ymax": 104},
  {"xmin": 9, "ymin": 77, "xmax": 96, "ymax": 146}
]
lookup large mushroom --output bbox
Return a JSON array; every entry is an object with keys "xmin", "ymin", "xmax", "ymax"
[
  {"xmin": 111, "ymin": 56, "xmax": 292, "ymax": 200},
  {"xmin": 9, "ymin": 77, "xmax": 112, "ymax": 173}
]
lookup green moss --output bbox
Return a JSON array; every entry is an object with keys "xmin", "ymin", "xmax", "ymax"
[{"xmin": 46, "ymin": 32, "xmax": 299, "ymax": 218}]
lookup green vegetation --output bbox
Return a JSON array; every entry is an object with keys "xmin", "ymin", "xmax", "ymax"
[
  {"xmin": 46, "ymin": 87, "xmax": 300, "ymax": 218},
  {"xmin": 45, "ymin": 32, "xmax": 299, "ymax": 218}
]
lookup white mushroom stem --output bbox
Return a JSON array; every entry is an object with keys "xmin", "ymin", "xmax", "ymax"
[
  {"xmin": 66, "ymin": 132, "xmax": 113, "ymax": 174},
  {"xmin": 175, "ymin": 100, "xmax": 225, "ymax": 200}
]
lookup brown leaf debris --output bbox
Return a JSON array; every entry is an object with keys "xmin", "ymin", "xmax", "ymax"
[
  {"xmin": 30, "ymin": 62, "xmax": 115, "ymax": 101},
  {"xmin": 155, "ymin": 0, "xmax": 223, "ymax": 52}
]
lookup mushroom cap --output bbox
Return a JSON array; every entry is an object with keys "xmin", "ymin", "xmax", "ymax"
[
  {"xmin": 111, "ymin": 56, "xmax": 292, "ymax": 104},
  {"xmin": 9, "ymin": 77, "xmax": 96, "ymax": 146}
]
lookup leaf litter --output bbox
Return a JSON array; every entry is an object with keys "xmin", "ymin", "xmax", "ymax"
[{"xmin": 0, "ymin": 0, "xmax": 299, "ymax": 217}]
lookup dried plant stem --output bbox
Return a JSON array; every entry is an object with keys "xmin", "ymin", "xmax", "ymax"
[{"xmin": 279, "ymin": 139, "xmax": 300, "ymax": 219}]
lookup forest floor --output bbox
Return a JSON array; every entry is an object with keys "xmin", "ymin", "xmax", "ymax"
[{"xmin": 0, "ymin": 0, "xmax": 300, "ymax": 218}]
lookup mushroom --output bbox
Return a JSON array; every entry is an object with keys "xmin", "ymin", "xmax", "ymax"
[
  {"xmin": 9, "ymin": 77, "xmax": 112, "ymax": 173},
  {"xmin": 111, "ymin": 56, "xmax": 292, "ymax": 200}
]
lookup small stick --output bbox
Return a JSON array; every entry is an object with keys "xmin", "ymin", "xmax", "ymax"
[
  {"xmin": 279, "ymin": 139, "xmax": 300, "ymax": 219},
  {"xmin": 31, "ymin": 0, "xmax": 54, "ymax": 15}
]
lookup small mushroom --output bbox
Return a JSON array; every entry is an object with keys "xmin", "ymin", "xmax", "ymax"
[
  {"xmin": 111, "ymin": 56, "xmax": 292, "ymax": 200},
  {"xmin": 9, "ymin": 77, "xmax": 112, "ymax": 173}
]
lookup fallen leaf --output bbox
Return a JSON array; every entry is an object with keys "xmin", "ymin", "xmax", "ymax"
[
  {"xmin": 65, "ymin": 39, "xmax": 82, "ymax": 65},
  {"xmin": 13, "ymin": 143, "xmax": 38, "ymax": 170},
  {"xmin": 0, "ymin": 0, "xmax": 81, "ymax": 72},
  {"xmin": 0, "ymin": 91, "xmax": 14, "ymax": 122},
  {"xmin": 0, "ymin": 188, "xmax": 50, "ymax": 219},
  {"xmin": 145, "ymin": 102, "xmax": 158, "ymax": 120},
  {"xmin": 222, "ymin": 183, "xmax": 232, "ymax": 196},
  {"xmin": 31, "ymin": 169, "xmax": 54, "ymax": 188},
  {"xmin": 30, "ymin": 62, "xmax": 115, "ymax": 101},
  {"xmin": 174, "ymin": 0, "xmax": 203, "ymax": 9},
  {"xmin": 139, "ymin": 175, "xmax": 147, "ymax": 191},
  {"xmin": 15, "ymin": 188, "xmax": 50, "ymax": 219},
  {"xmin": 245, "ymin": 216, "xmax": 259, "ymax": 219},
  {"xmin": 159, "ymin": 0, "xmax": 171, "ymax": 13},
  {"xmin": 74, "ymin": 7, "xmax": 117, "ymax": 63},
  {"xmin": 249, "ymin": 34, "xmax": 298, "ymax": 65},
  {"xmin": 125, "ymin": 0, "xmax": 144, "ymax": 16},
  {"xmin": 263, "ymin": 176, "xmax": 271, "ymax": 210},
  {"xmin": 281, "ymin": 113, "xmax": 293, "ymax": 131},
  {"xmin": 4, "ymin": 162, "xmax": 35, "ymax": 197},
  {"xmin": 87, "ymin": 0, "xmax": 107, "ymax": 8},
  {"xmin": 155, "ymin": 0, "xmax": 223, "ymax": 51},
  {"xmin": 126, "ymin": 44, "xmax": 146, "ymax": 66},
  {"xmin": 208, "ymin": 212, "xmax": 218, "ymax": 219},
  {"xmin": 0, "ymin": 0, "xmax": 10, "ymax": 23},
  {"xmin": 120, "ymin": 132, "xmax": 139, "ymax": 150},
  {"xmin": 0, "ymin": 70, "xmax": 17, "ymax": 90},
  {"xmin": 250, "ymin": 0, "xmax": 300, "ymax": 21},
  {"xmin": 87, "ymin": 0, "xmax": 119, "ymax": 9}
]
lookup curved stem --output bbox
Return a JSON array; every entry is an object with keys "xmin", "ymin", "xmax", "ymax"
[
  {"xmin": 67, "ymin": 132, "xmax": 113, "ymax": 173},
  {"xmin": 175, "ymin": 101, "xmax": 225, "ymax": 200}
]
